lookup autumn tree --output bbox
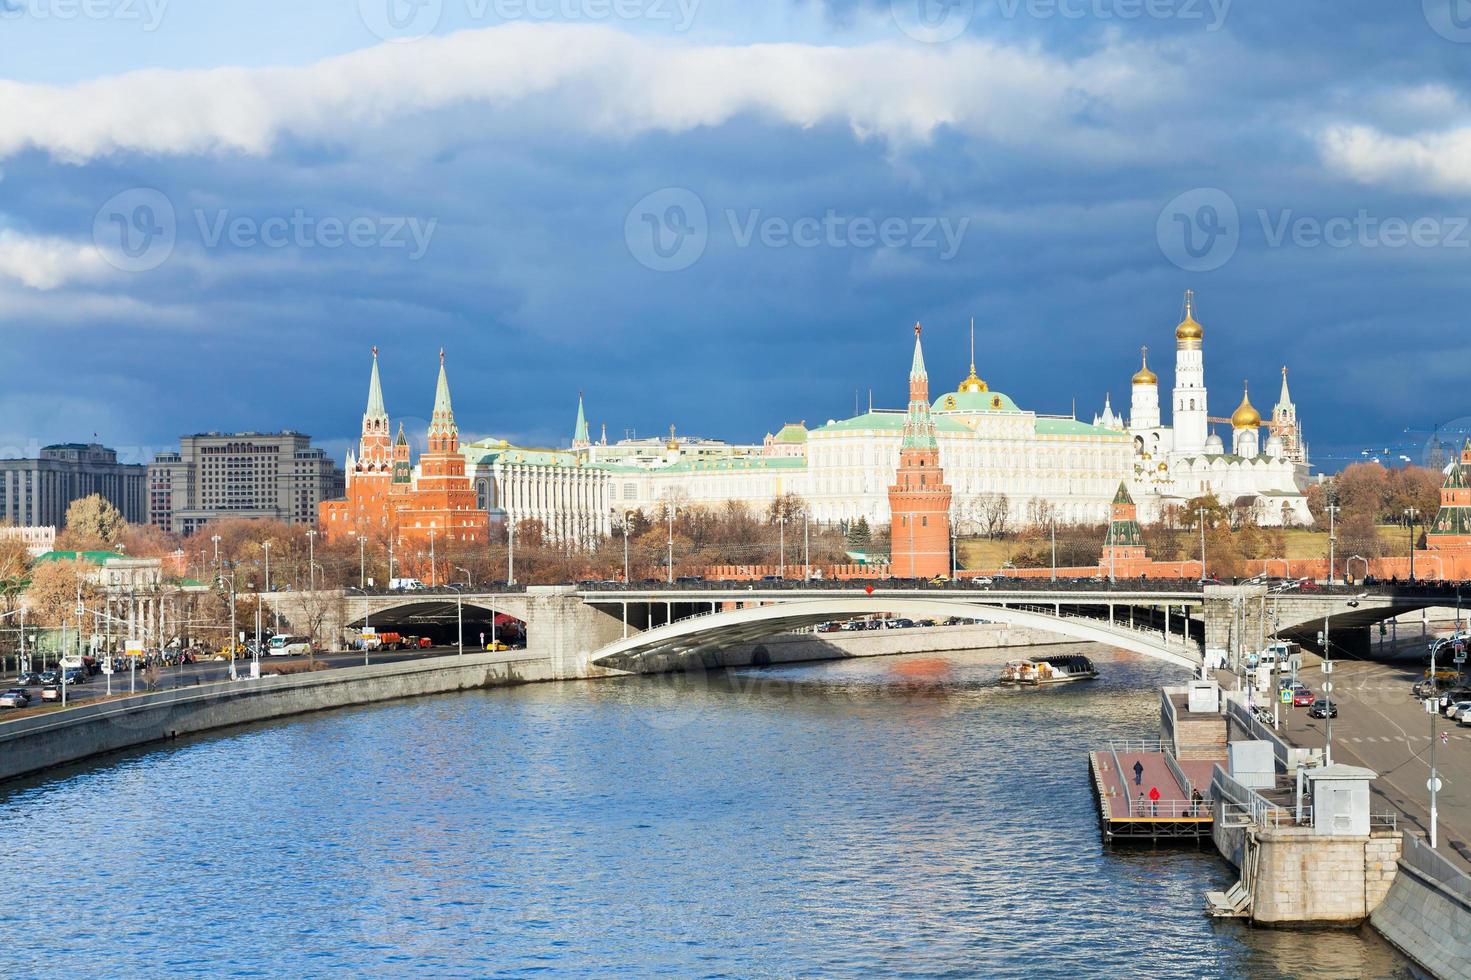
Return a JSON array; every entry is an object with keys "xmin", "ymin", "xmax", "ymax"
[
  {"xmin": 57, "ymin": 495, "xmax": 126, "ymax": 550},
  {"xmin": 23, "ymin": 558, "xmax": 104, "ymax": 628}
]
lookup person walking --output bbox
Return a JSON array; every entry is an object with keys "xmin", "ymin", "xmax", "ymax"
[{"xmin": 1133, "ymin": 760, "xmax": 1144, "ymax": 786}]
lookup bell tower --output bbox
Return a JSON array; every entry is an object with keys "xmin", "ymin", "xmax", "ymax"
[{"xmin": 888, "ymin": 324, "xmax": 953, "ymax": 579}]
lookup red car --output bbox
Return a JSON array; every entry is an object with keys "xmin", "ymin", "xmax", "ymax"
[
  {"xmin": 1293, "ymin": 688, "xmax": 1316, "ymax": 707},
  {"xmin": 1297, "ymin": 578, "xmax": 1322, "ymax": 593}
]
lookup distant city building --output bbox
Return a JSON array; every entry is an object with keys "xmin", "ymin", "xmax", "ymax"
[
  {"xmin": 0, "ymin": 525, "xmax": 56, "ymax": 556},
  {"xmin": 321, "ymin": 350, "xmax": 489, "ymax": 576},
  {"xmin": 0, "ymin": 443, "xmax": 147, "ymax": 528},
  {"xmin": 148, "ymin": 432, "xmax": 344, "ymax": 536}
]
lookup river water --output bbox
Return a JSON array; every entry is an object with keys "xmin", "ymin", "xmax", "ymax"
[{"xmin": 1, "ymin": 646, "xmax": 1412, "ymax": 978}]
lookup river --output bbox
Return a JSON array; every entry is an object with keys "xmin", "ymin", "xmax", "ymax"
[{"xmin": 0, "ymin": 646, "xmax": 1412, "ymax": 978}]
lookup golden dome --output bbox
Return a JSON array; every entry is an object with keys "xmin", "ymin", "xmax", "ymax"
[
  {"xmin": 1132, "ymin": 346, "xmax": 1157, "ymax": 386},
  {"xmin": 1231, "ymin": 382, "xmax": 1261, "ymax": 429},
  {"xmin": 959, "ymin": 366, "xmax": 989, "ymax": 394},
  {"xmin": 1175, "ymin": 289, "xmax": 1203, "ymax": 345}
]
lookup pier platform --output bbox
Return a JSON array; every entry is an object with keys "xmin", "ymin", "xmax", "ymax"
[{"xmin": 1089, "ymin": 741, "xmax": 1216, "ymax": 843}]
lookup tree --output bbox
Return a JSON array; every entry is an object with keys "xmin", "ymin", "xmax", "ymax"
[
  {"xmin": 846, "ymin": 517, "xmax": 873, "ymax": 553},
  {"xmin": 23, "ymin": 558, "xmax": 104, "ymax": 628},
  {"xmin": 980, "ymin": 493, "xmax": 1011, "ymax": 539},
  {"xmin": 58, "ymin": 495, "xmax": 126, "ymax": 550}
]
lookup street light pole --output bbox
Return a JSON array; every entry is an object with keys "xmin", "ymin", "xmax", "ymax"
[
  {"xmin": 667, "ymin": 504, "xmax": 677, "ymax": 584},
  {"xmin": 307, "ymin": 529, "xmax": 317, "ymax": 593},
  {"xmin": 622, "ymin": 514, "xmax": 631, "ymax": 584},
  {"xmin": 1198, "ymin": 507, "xmax": 1208, "ymax": 584},
  {"xmin": 804, "ymin": 511, "xmax": 811, "ymax": 583},
  {"xmin": 507, "ymin": 524, "xmax": 515, "ymax": 587},
  {"xmin": 1405, "ymin": 507, "xmax": 1420, "ymax": 582},
  {"xmin": 1327, "ymin": 503, "xmax": 1339, "ymax": 586},
  {"xmin": 1050, "ymin": 517, "xmax": 1057, "ymax": 583},
  {"xmin": 359, "ymin": 535, "xmax": 366, "ymax": 589},
  {"xmin": 429, "ymin": 529, "xmax": 437, "ymax": 588},
  {"xmin": 778, "ymin": 513, "xmax": 786, "ymax": 580}
]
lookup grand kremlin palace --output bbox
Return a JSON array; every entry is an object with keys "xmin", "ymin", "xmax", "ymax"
[{"xmin": 323, "ymin": 293, "xmax": 1312, "ymax": 551}]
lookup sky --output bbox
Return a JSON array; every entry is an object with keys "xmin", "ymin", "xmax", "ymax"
[{"xmin": 1, "ymin": 0, "xmax": 1470, "ymax": 470}]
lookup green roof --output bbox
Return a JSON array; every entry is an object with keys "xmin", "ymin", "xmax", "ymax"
[
  {"xmin": 655, "ymin": 457, "xmax": 806, "ymax": 474},
  {"xmin": 818, "ymin": 411, "xmax": 970, "ymax": 435},
  {"xmin": 34, "ymin": 550, "xmax": 119, "ymax": 566},
  {"xmin": 933, "ymin": 389, "xmax": 1023, "ymax": 414},
  {"xmin": 771, "ymin": 423, "xmax": 808, "ymax": 445},
  {"xmin": 1034, "ymin": 418, "xmax": 1130, "ymax": 438}
]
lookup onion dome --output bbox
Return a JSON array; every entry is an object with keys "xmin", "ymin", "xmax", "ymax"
[
  {"xmin": 1132, "ymin": 346, "xmax": 1157, "ymax": 386},
  {"xmin": 1175, "ymin": 289, "xmax": 1203, "ymax": 346},
  {"xmin": 1231, "ymin": 381, "xmax": 1261, "ymax": 429},
  {"xmin": 1205, "ymin": 431, "xmax": 1225, "ymax": 453}
]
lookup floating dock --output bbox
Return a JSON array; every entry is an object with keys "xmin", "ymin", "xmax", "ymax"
[{"xmin": 1089, "ymin": 743, "xmax": 1216, "ymax": 843}]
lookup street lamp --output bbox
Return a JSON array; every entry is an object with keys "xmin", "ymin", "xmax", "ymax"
[
  {"xmin": 429, "ymin": 529, "xmax": 437, "ymax": 588},
  {"xmin": 621, "ymin": 512, "xmax": 633, "ymax": 584},
  {"xmin": 1197, "ymin": 507, "xmax": 1208, "ymax": 584},
  {"xmin": 507, "ymin": 523, "xmax": 516, "ymax": 587},
  {"xmin": 666, "ymin": 503, "xmax": 679, "ymax": 585},
  {"xmin": 1405, "ymin": 507, "xmax": 1420, "ymax": 582},
  {"xmin": 454, "ymin": 566, "xmax": 472, "ymax": 656},
  {"xmin": 306, "ymin": 529, "xmax": 318, "ymax": 593},
  {"xmin": 1326, "ymin": 502, "xmax": 1340, "ymax": 586},
  {"xmin": 358, "ymin": 535, "xmax": 367, "ymax": 589},
  {"xmin": 777, "ymin": 512, "xmax": 786, "ymax": 580}
]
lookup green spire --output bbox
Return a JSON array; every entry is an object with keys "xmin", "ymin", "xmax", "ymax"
[
  {"xmin": 365, "ymin": 346, "xmax": 386, "ymax": 419},
  {"xmin": 573, "ymin": 393, "xmax": 590, "ymax": 447},
  {"xmin": 428, "ymin": 349, "xmax": 457, "ymax": 440},
  {"xmin": 1106, "ymin": 483, "xmax": 1144, "ymax": 549},
  {"xmin": 1113, "ymin": 481, "xmax": 1134, "ymax": 505},
  {"xmin": 910, "ymin": 322, "xmax": 928, "ymax": 382}
]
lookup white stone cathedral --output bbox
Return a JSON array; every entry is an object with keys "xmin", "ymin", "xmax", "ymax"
[{"xmin": 1121, "ymin": 290, "xmax": 1312, "ymax": 527}]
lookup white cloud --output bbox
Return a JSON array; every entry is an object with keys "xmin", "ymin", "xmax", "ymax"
[
  {"xmin": 1320, "ymin": 122, "xmax": 1471, "ymax": 195},
  {"xmin": 0, "ymin": 230, "xmax": 110, "ymax": 290},
  {"xmin": 0, "ymin": 23, "xmax": 1174, "ymax": 163}
]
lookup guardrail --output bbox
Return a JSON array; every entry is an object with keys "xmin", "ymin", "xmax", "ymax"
[
  {"xmin": 1163, "ymin": 747, "xmax": 1196, "ymax": 801},
  {"xmin": 1401, "ymin": 833, "xmax": 1471, "ymax": 903},
  {"xmin": 1122, "ymin": 798, "xmax": 1208, "ymax": 818},
  {"xmin": 1221, "ymin": 802, "xmax": 1306, "ymax": 828},
  {"xmin": 1105, "ymin": 739, "xmax": 1167, "ymax": 753}
]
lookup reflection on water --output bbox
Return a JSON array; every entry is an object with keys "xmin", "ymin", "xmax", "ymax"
[{"xmin": 0, "ymin": 645, "xmax": 1412, "ymax": 978}]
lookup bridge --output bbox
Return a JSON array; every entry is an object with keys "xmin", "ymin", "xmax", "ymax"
[{"xmin": 259, "ymin": 581, "xmax": 1469, "ymax": 680}]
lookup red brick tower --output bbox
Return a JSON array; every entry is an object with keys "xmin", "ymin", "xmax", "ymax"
[
  {"xmin": 1101, "ymin": 482, "xmax": 1148, "ymax": 577},
  {"xmin": 321, "ymin": 347, "xmax": 393, "ymax": 542},
  {"xmin": 392, "ymin": 350, "xmax": 486, "ymax": 584},
  {"xmin": 888, "ymin": 324, "xmax": 953, "ymax": 578},
  {"xmin": 1427, "ymin": 438, "xmax": 1471, "ymax": 551}
]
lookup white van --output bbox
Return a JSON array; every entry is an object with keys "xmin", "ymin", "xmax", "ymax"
[{"xmin": 268, "ymin": 635, "xmax": 312, "ymax": 657}]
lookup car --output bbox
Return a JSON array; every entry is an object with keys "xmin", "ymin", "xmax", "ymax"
[
  {"xmin": 39, "ymin": 685, "xmax": 60, "ymax": 702},
  {"xmin": 816, "ymin": 622, "xmax": 842, "ymax": 633},
  {"xmin": 1447, "ymin": 701, "xmax": 1471, "ymax": 722},
  {"xmin": 38, "ymin": 671, "xmax": 58, "ymax": 685},
  {"xmin": 972, "ymin": 577, "xmax": 994, "ymax": 588},
  {"xmin": 62, "ymin": 668, "xmax": 87, "ymax": 685},
  {"xmin": 1460, "ymin": 711, "xmax": 1471, "ymax": 729},
  {"xmin": 484, "ymin": 641, "xmax": 510, "ymax": 652},
  {"xmin": 1297, "ymin": 578, "xmax": 1323, "ymax": 593},
  {"xmin": 1308, "ymin": 699, "xmax": 1337, "ymax": 719},
  {"xmin": 0, "ymin": 689, "xmax": 30, "ymax": 708},
  {"xmin": 1293, "ymin": 688, "xmax": 1315, "ymax": 707},
  {"xmin": 15, "ymin": 672, "xmax": 42, "ymax": 686}
]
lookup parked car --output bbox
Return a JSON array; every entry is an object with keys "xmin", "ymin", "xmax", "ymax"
[
  {"xmin": 1308, "ymin": 698, "xmax": 1337, "ymax": 719},
  {"xmin": 1460, "ymin": 711, "xmax": 1471, "ymax": 729},
  {"xmin": 972, "ymin": 577, "xmax": 994, "ymax": 588},
  {"xmin": 1292, "ymin": 688, "xmax": 1316, "ymax": 707},
  {"xmin": 1297, "ymin": 578, "xmax": 1323, "ymax": 593},
  {"xmin": 816, "ymin": 622, "xmax": 842, "ymax": 633},
  {"xmin": 39, "ymin": 685, "xmax": 61, "ymax": 702},
  {"xmin": 0, "ymin": 689, "xmax": 30, "ymax": 708},
  {"xmin": 485, "ymin": 641, "xmax": 510, "ymax": 652},
  {"xmin": 1446, "ymin": 701, "xmax": 1471, "ymax": 722}
]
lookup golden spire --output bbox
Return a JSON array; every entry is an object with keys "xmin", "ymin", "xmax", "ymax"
[
  {"xmin": 1132, "ymin": 345, "xmax": 1158, "ymax": 385},
  {"xmin": 959, "ymin": 316, "xmax": 988, "ymax": 393}
]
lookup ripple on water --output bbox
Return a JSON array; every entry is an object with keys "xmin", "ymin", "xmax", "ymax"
[{"xmin": 0, "ymin": 646, "xmax": 1413, "ymax": 978}]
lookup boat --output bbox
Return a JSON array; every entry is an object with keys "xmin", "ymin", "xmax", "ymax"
[{"xmin": 999, "ymin": 654, "xmax": 1098, "ymax": 686}]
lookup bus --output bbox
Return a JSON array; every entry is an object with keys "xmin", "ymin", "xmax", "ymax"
[{"xmin": 268, "ymin": 635, "xmax": 312, "ymax": 657}]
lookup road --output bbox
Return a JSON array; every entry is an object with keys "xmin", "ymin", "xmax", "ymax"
[
  {"xmin": 1266, "ymin": 654, "xmax": 1471, "ymax": 870},
  {"xmin": 0, "ymin": 644, "xmax": 506, "ymax": 715}
]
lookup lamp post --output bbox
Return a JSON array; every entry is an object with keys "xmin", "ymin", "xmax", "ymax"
[
  {"xmin": 211, "ymin": 534, "xmax": 222, "ymax": 585},
  {"xmin": 621, "ymin": 513, "xmax": 632, "ymax": 584},
  {"xmin": 358, "ymin": 535, "xmax": 367, "ymax": 589},
  {"xmin": 455, "ymin": 567, "xmax": 472, "ymax": 657},
  {"xmin": 1198, "ymin": 507, "xmax": 1208, "ymax": 584},
  {"xmin": 263, "ymin": 540, "xmax": 278, "ymax": 633},
  {"xmin": 666, "ymin": 504, "xmax": 679, "ymax": 585},
  {"xmin": 306, "ymin": 529, "xmax": 318, "ymax": 593},
  {"xmin": 1404, "ymin": 507, "xmax": 1420, "ymax": 582},
  {"xmin": 803, "ymin": 511, "xmax": 811, "ymax": 583},
  {"xmin": 1050, "ymin": 517, "xmax": 1057, "ymax": 583},
  {"xmin": 429, "ymin": 529, "xmax": 437, "ymax": 588},
  {"xmin": 1327, "ymin": 502, "xmax": 1340, "ymax": 586},
  {"xmin": 777, "ymin": 513, "xmax": 786, "ymax": 580},
  {"xmin": 507, "ymin": 523, "xmax": 516, "ymax": 587}
]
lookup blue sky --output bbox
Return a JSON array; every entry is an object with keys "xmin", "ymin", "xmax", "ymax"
[{"xmin": 1, "ymin": 0, "xmax": 1469, "ymax": 469}]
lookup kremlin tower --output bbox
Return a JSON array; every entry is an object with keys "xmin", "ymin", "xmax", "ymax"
[
  {"xmin": 320, "ymin": 350, "xmax": 487, "ymax": 582},
  {"xmin": 888, "ymin": 324, "xmax": 953, "ymax": 579},
  {"xmin": 1427, "ymin": 439, "xmax": 1471, "ymax": 552}
]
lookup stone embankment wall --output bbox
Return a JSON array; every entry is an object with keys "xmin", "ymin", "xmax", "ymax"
[
  {"xmin": 1371, "ymin": 835, "xmax": 1471, "ymax": 980},
  {"xmin": 0, "ymin": 651, "xmax": 552, "ymax": 784}
]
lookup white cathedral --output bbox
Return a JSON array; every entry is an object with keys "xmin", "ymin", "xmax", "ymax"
[{"xmin": 1095, "ymin": 290, "xmax": 1312, "ymax": 527}]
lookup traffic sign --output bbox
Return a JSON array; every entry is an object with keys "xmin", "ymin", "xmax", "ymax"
[
  {"xmin": 1323, "ymin": 681, "xmax": 1333, "ymax": 693},
  {"xmin": 1429, "ymin": 777, "xmax": 1444, "ymax": 793},
  {"xmin": 1280, "ymin": 688, "xmax": 1292, "ymax": 704},
  {"xmin": 1321, "ymin": 661, "xmax": 1334, "ymax": 674}
]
